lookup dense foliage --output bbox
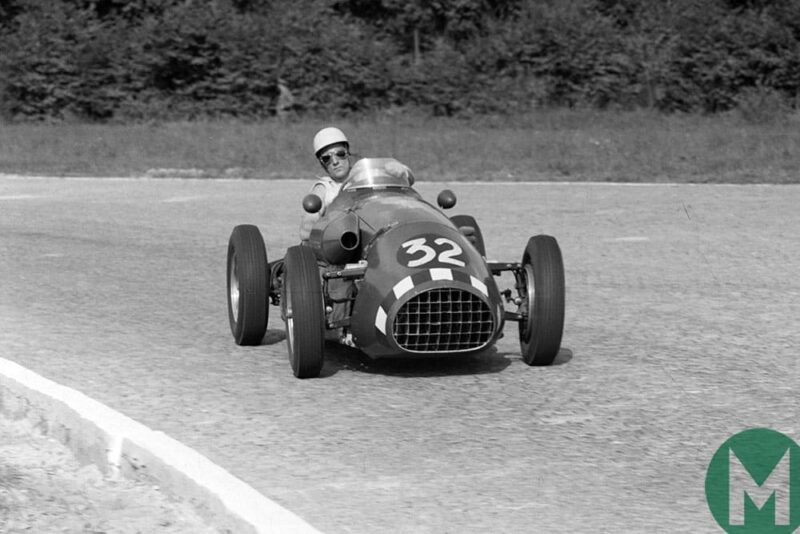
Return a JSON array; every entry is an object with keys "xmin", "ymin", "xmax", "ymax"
[{"xmin": 1, "ymin": 0, "xmax": 799, "ymax": 121}]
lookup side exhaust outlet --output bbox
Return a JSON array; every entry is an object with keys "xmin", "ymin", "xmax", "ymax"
[{"xmin": 311, "ymin": 212, "xmax": 361, "ymax": 264}]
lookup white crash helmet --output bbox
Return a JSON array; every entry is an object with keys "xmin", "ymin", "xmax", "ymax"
[{"xmin": 313, "ymin": 127, "xmax": 349, "ymax": 157}]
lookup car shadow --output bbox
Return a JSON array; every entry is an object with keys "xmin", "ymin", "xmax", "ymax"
[
  {"xmin": 493, "ymin": 347, "xmax": 573, "ymax": 367},
  {"xmin": 552, "ymin": 348, "xmax": 574, "ymax": 366},
  {"xmin": 320, "ymin": 343, "xmax": 512, "ymax": 378},
  {"xmin": 261, "ymin": 332, "xmax": 572, "ymax": 377},
  {"xmin": 261, "ymin": 329, "xmax": 286, "ymax": 345}
]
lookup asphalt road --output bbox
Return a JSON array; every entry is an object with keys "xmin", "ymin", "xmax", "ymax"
[{"xmin": 1, "ymin": 176, "xmax": 798, "ymax": 533}]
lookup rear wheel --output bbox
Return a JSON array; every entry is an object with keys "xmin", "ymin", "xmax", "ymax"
[
  {"xmin": 282, "ymin": 245, "xmax": 325, "ymax": 378},
  {"xmin": 519, "ymin": 235, "xmax": 565, "ymax": 365},
  {"xmin": 450, "ymin": 214, "xmax": 486, "ymax": 256},
  {"xmin": 227, "ymin": 225, "xmax": 269, "ymax": 345}
]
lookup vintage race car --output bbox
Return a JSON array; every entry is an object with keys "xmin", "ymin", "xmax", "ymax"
[{"xmin": 226, "ymin": 158, "xmax": 565, "ymax": 379}]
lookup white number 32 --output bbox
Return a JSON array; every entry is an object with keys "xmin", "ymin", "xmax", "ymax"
[{"xmin": 401, "ymin": 237, "xmax": 465, "ymax": 267}]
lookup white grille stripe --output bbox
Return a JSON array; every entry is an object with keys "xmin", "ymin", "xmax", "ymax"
[
  {"xmin": 430, "ymin": 268, "xmax": 453, "ymax": 281},
  {"xmin": 470, "ymin": 276, "xmax": 488, "ymax": 297},
  {"xmin": 375, "ymin": 307, "xmax": 388, "ymax": 335},
  {"xmin": 393, "ymin": 276, "xmax": 414, "ymax": 299}
]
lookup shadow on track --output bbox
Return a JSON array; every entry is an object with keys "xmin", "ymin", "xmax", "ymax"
[
  {"xmin": 489, "ymin": 347, "xmax": 573, "ymax": 367},
  {"xmin": 319, "ymin": 343, "xmax": 512, "ymax": 378},
  {"xmin": 261, "ymin": 330, "xmax": 572, "ymax": 377},
  {"xmin": 545, "ymin": 348, "xmax": 573, "ymax": 366},
  {"xmin": 261, "ymin": 329, "xmax": 286, "ymax": 345}
]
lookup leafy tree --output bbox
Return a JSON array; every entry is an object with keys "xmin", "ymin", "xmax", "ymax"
[{"xmin": 2, "ymin": 0, "xmax": 800, "ymax": 120}]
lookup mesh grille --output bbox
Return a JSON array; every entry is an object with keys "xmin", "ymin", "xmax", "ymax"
[{"xmin": 393, "ymin": 288, "xmax": 493, "ymax": 352}]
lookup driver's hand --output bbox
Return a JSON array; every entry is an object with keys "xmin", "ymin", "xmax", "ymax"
[
  {"xmin": 459, "ymin": 225, "xmax": 477, "ymax": 245},
  {"xmin": 385, "ymin": 161, "xmax": 414, "ymax": 184}
]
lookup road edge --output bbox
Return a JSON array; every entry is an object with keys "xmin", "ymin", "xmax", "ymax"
[{"xmin": 0, "ymin": 357, "xmax": 322, "ymax": 534}]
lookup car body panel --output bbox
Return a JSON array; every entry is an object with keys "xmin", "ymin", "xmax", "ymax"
[
  {"xmin": 350, "ymin": 220, "xmax": 505, "ymax": 358},
  {"xmin": 306, "ymin": 158, "xmax": 505, "ymax": 360}
]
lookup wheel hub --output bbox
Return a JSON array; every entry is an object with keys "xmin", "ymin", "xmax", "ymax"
[
  {"xmin": 519, "ymin": 263, "xmax": 536, "ymax": 341},
  {"xmin": 229, "ymin": 257, "xmax": 239, "ymax": 322}
]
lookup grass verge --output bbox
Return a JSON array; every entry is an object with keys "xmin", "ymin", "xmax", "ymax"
[{"xmin": 1, "ymin": 110, "xmax": 799, "ymax": 183}]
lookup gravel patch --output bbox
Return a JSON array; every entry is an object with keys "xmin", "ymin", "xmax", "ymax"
[{"xmin": 0, "ymin": 417, "xmax": 219, "ymax": 534}]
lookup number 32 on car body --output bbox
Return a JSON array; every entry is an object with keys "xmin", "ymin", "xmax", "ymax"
[{"xmin": 398, "ymin": 236, "xmax": 465, "ymax": 268}]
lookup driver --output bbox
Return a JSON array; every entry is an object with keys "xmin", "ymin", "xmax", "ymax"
[
  {"xmin": 295, "ymin": 126, "xmax": 356, "ymax": 345},
  {"xmin": 299, "ymin": 126, "xmax": 352, "ymax": 242},
  {"xmin": 299, "ymin": 127, "xmax": 414, "ymax": 241}
]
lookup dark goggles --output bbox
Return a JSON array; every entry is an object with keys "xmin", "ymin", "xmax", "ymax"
[{"xmin": 319, "ymin": 149, "xmax": 348, "ymax": 166}]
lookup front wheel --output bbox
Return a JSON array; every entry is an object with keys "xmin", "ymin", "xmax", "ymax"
[
  {"xmin": 282, "ymin": 245, "xmax": 325, "ymax": 378},
  {"xmin": 519, "ymin": 235, "xmax": 565, "ymax": 366},
  {"xmin": 227, "ymin": 225, "xmax": 269, "ymax": 345}
]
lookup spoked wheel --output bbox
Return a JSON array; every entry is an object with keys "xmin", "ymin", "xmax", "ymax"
[
  {"xmin": 227, "ymin": 225, "xmax": 269, "ymax": 345},
  {"xmin": 282, "ymin": 245, "xmax": 325, "ymax": 379},
  {"xmin": 518, "ymin": 235, "xmax": 565, "ymax": 366},
  {"xmin": 450, "ymin": 214, "xmax": 486, "ymax": 257}
]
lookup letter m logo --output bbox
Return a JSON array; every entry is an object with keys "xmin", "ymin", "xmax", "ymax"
[
  {"xmin": 729, "ymin": 448, "xmax": 791, "ymax": 526},
  {"xmin": 706, "ymin": 427, "xmax": 800, "ymax": 533}
]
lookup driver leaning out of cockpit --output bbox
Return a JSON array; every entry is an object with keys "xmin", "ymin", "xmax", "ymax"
[
  {"xmin": 299, "ymin": 127, "xmax": 353, "ymax": 242},
  {"xmin": 299, "ymin": 127, "xmax": 414, "ymax": 242}
]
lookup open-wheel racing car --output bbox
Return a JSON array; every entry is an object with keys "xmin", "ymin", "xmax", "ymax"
[{"xmin": 226, "ymin": 158, "xmax": 565, "ymax": 378}]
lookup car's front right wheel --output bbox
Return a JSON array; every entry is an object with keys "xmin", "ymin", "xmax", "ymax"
[
  {"xmin": 227, "ymin": 225, "xmax": 269, "ymax": 345},
  {"xmin": 282, "ymin": 245, "xmax": 325, "ymax": 378}
]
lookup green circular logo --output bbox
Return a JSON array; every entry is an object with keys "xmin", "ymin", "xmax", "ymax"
[{"xmin": 706, "ymin": 428, "xmax": 800, "ymax": 533}]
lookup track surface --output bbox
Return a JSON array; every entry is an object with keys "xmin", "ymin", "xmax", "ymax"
[{"xmin": 1, "ymin": 176, "xmax": 798, "ymax": 533}]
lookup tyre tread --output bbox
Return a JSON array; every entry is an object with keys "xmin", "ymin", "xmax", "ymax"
[
  {"xmin": 227, "ymin": 224, "xmax": 269, "ymax": 345},
  {"xmin": 284, "ymin": 245, "xmax": 325, "ymax": 378},
  {"xmin": 520, "ymin": 235, "xmax": 565, "ymax": 365}
]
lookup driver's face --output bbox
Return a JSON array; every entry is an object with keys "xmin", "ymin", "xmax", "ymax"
[{"xmin": 320, "ymin": 144, "xmax": 351, "ymax": 181}]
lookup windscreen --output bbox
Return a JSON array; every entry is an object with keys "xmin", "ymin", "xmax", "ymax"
[{"xmin": 342, "ymin": 158, "xmax": 414, "ymax": 191}]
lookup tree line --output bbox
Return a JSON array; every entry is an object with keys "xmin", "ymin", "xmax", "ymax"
[{"xmin": 1, "ymin": 0, "xmax": 799, "ymax": 121}]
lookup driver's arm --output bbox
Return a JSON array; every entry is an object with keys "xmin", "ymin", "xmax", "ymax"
[
  {"xmin": 385, "ymin": 160, "xmax": 414, "ymax": 185},
  {"xmin": 299, "ymin": 183, "xmax": 327, "ymax": 242}
]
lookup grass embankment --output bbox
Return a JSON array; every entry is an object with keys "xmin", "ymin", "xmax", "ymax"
[{"xmin": 1, "ymin": 110, "xmax": 799, "ymax": 183}]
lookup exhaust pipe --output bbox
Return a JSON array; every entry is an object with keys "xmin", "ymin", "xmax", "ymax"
[{"xmin": 310, "ymin": 212, "xmax": 361, "ymax": 264}]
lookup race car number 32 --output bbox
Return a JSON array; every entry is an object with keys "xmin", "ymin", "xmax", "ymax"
[{"xmin": 398, "ymin": 235, "xmax": 465, "ymax": 268}]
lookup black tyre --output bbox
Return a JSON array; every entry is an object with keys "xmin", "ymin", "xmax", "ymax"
[
  {"xmin": 450, "ymin": 214, "xmax": 486, "ymax": 257},
  {"xmin": 282, "ymin": 245, "xmax": 325, "ymax": 378},
  {"xmin": 227, "ymin": 225, "xmax": 269, "ymax": 345},
  {"xmin": 519, "ymin": 235, "xmax": 565, "ymax": 366}
]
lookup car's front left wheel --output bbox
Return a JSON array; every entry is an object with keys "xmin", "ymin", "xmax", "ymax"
[{"xmin": 519, "ymin": 235, "xmax": 565, "ymax": 366}]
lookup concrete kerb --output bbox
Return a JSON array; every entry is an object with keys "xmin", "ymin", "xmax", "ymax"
[{"xmin": 0, "ymin": 358, "xmax": 323, "ymax": 534}]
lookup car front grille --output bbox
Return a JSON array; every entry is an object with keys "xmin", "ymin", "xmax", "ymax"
[{"xmin": 392, "ymin": 288, "xmax": 494, "ymax": 352}]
